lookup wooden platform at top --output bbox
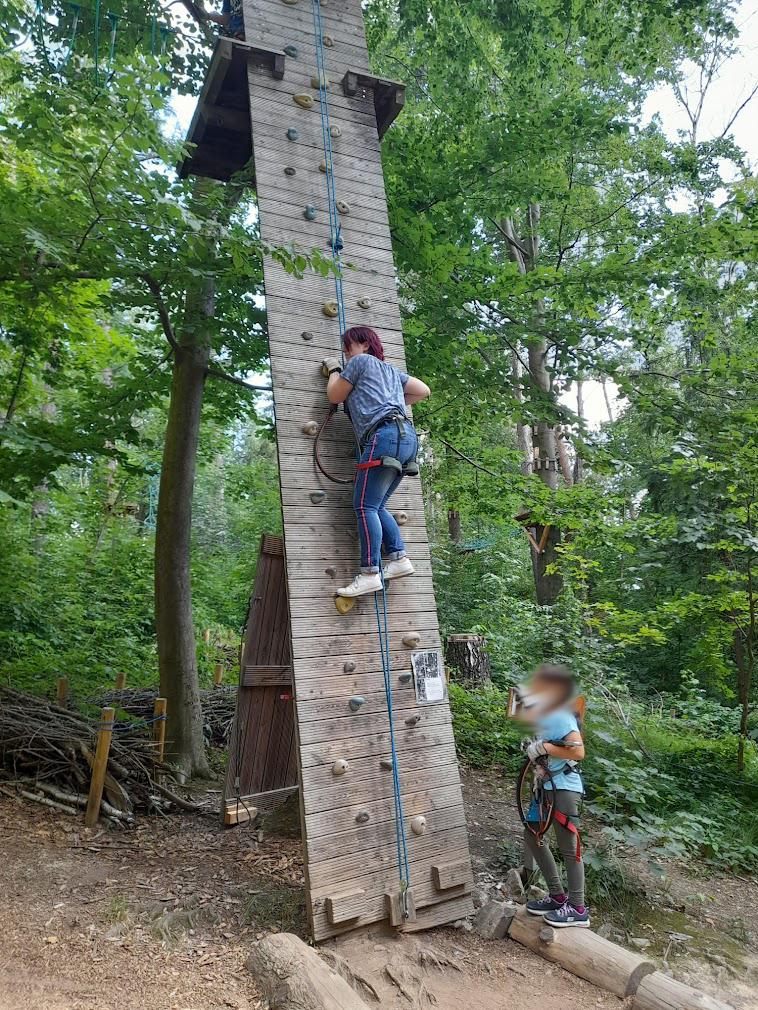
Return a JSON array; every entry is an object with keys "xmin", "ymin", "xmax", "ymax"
[
  {"xmin": 183, "ymin": 0, "xmax": 473, "ymax": 942},
  {"xmin": 178, "ymin": 35, "xmax": 405, "ymax": 182}
]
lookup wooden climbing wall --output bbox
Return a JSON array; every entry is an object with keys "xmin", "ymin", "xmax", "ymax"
[
  {"xmin": 223, "ymin": 535, "xmax": 298, "ymax": 825},
  {"xmin": 238, "ymin": 0, "xmax": 473, "ymax": 940}
]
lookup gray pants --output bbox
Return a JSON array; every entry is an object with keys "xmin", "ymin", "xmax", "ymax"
[{"xmin": 523, "ymin": 789, "xmax": 584, "ymax": 907}]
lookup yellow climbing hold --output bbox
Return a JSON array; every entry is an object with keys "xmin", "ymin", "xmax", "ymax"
[
  {"xmin": 319, "ymin": 160, "xmax": 330, "ymax": 174},
  {"xmin": 323, "ymin": 301, "xmax": 339, "ymax": 318},
  {"xmin": 335, "ymin": 595, "xmax": 356, "ymax": 614},
  {"xmin": 311, "ymin": 74, "xmax": 329, "ymax": 90},
  {"xmin": 293, "ymin": 93, "xmax": 315, "ymax": 109}
]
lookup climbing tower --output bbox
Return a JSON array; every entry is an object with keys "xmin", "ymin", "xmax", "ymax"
[{"xmin": 181, "ymin": 0, "xmax": 473, "ymax": 941}]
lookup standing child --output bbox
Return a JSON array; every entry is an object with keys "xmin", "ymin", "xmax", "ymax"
[{"xmin": 520, "ymin": 663, "xmax": 589, "ymax": 927}]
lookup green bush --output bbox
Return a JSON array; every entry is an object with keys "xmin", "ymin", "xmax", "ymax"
[{"xmin": 448, "ymin": 684, "xmax": 523, "ymax": 769}]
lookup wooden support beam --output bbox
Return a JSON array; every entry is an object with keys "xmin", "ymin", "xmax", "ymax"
[
  {"xmin": 325, "ymin": 888, "xmax": 365, "ymax": 925},
  {"xmin": 432, "ymin": 858, "xmax": 471, "ymax": 891},
  {"xmin": 632, "ymin": 971, "xmax": 735, "ymax": 1010},
  {"xmin": 153, "ymin": 696, "xmax": 167, "ymax": 783},
  {"xmin": 56, "ymin": 676, "xmax": 68, "ymax": 708},
  {"xmin": 508, "ymin": 909, "xmax": 655, "ymax": 998},
  {"xmin": 242, "ymin": 664, "xmax": 293, "ymax": 687},
  {"xmin": 246, "ymin": 932, "xmax": 373, "ymax": 1009},
  {"xmin": 84, "ymin": 708, "xmax": 115, "ymax": 828},
  {"xmin": 385, "ymin": 888, "xmax": 417, "ymax": 927},
  {"xmin": 340, "ymin": 70, "xmax": 405, "ymax": 138}
]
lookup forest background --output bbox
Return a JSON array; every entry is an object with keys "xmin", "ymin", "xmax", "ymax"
[{"xmin": 2, "ymin": 0, "xmax": 758, "ymax": 903}]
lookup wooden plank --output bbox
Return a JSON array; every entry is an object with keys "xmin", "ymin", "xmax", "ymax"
[
  {"xmin": 297, "ymin": 698, "xmax": 449, "ymax": 748},
  {"xmin": 432, "ymin": 858, "xmax": 472, "ymax": 891},
  {"xmin": 224, "ymin": 800, "xmax": 258, "ymax": 825},
  {"xmin": 399, "ymin": 892, "xmax": 475, "ymax": 934},
  {"xmin": 242, "ymin": 665, "xmax": 293, "ymax": 686},
  {"xmin": 302, "ymin": 759, "xmax": 462, "ymax": 817},
  {"xmin": 325, "ymin": 888, "xmax": 365, "ymax": 924},
  {"xmin": 298, "ymin": 721, "xmax": 456, "ymax": 770}
]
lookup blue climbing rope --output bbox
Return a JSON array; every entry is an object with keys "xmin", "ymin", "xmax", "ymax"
[{"xmin": 310, "ymin": 0, "xmax": 412, "ymax": 912}]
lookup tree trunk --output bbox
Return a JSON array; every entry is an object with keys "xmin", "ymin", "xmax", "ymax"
[
  {"xmin": 555, "ymin": 428, "xmax": 573, "ymax": 488},
  {"xmin": 573, "ymin": 378, "xmax": 585, "ymax": 484},
  {"xmin": 510, "ymin": 348, "xmax": 532, "ymax": 478},
  {"xmin": 154, "ymin": 268, "xmax": 215, "ymax": 779},
  {"xmin": 447, "ymin": 508, "xmax": 461, "ymax": 543},
  {"xmin": 444, "ymin": 634, "xmax": 491, "ymax": 686},
  {"xmin": 632, "ymin": 971, "xmax": 735, "ymax": 1010}
]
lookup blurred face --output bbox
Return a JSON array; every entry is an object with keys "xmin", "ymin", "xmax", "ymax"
[{"xmin": 344, "ymin": 340, "xmax": 368, "ymax": 360}]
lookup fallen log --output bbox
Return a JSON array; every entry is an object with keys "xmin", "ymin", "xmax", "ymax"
[
  {"xmin": 632, "ymin": 971, "xmax": 735, "ymax": 1010},
  {"xmin": 508, "ymin": 908, "xmax": 655, "ymax": 997},
  {"xmin": 246, "ymin": 932, "xmax": 372, "ymax": 1010}
]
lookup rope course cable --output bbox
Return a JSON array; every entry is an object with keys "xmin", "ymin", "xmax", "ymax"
[
  {"xmin": 0, "ymin": 0, "xmax": 42, "ymax": 53},
  {"xmin": 309, "ymin": 0, "xmax": 412, "ymax": 915},
  {"xmin": 37, "ymin": 1, "xmax": 80, "ymax": 71}
]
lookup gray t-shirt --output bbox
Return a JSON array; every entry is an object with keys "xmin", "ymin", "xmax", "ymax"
[{"xmin": 341, "ymin": 354, "xmax": 409, "ymax": 444}]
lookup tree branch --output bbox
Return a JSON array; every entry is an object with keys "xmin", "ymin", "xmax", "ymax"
[
  {"xmin": 205, "ymin": 367, "xmax": 272, "ymax": 393},
  {"xmin": 141, "ymin": 274, "xmax": 181, "ymax": 355}
]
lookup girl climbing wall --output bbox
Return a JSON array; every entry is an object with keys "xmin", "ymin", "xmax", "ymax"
[
  {"xmin": 519, "ymin": 663, "xmax": 590, "ymax": 928},
  {"xmin": 321, "ymin": 326, "xmax": 430, "ymax": 598}
]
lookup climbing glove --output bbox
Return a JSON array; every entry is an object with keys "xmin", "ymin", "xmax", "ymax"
[
  {"xmin": 322, "ymin": 356, "xmax": 342, "ymax": 378},
  {"xmin": 526, "ymin": 739, "xmax": 548, "ymax": 762}
]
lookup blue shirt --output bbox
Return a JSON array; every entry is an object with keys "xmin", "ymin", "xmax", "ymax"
[
  {"xmin": 221, "ymin": 0, "xmax": 243, "ymax": 34},
  {"xmin": 537, "ymin": 708, "xmax": 584, "ymax": 793},
  {"xmin": 341, "ymin": 354, "xmax": 409, "ymax": 444}
]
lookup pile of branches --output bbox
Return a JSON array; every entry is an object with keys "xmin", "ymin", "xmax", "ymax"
[
  {"xmin": 0, "ymin": 686, "xmax": 198, "ymax": 824},
  {"xmin": 93, "ymin": 685, "xmax": 236, "ymax": 747}
]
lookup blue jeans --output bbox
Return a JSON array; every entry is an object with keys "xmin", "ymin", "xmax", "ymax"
[{"xmin": 354, "ymin": 421, "xmax": 418, "ymax": 573}]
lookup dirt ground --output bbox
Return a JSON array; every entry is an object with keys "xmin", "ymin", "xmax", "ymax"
[{"xmin": 0, "ymin": 769, "xmax": 755, "ymax": 1010}]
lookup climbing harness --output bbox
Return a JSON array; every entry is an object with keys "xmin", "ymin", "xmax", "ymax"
[
  {"xmin": 314, "ymin": 408, "xmax": 419, "ymax": 485},
  {"xmin": 310, "ymin": 0, "xmax": 411, "ymax": 915},
  {"xmin": 516, "ymin": 757, "xmax": 556, "ymax": 842}
]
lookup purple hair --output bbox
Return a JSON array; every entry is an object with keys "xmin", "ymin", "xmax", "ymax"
[{"xmin": 341, "ymin": 326, "xmax": 385, "ymax": 361}]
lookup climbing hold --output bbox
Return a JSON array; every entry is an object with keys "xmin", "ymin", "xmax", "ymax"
[
  {"xmin": 343, "ymin": 660, "xmax": 356, "ymax": 673},
  {"xmin": 330, "ymin": 124, "xmax": 342, "ymax": 139},
  {"xmin": 281, "ymin": 0, "xmax": 297, "ymax": 6},
  {"xmin": 304, "ymin": 204, "xmax": 317, "ymax": 221},
  {"xmin": 357, "ymin": 296, "xmax": 372, "ymax": 310},
  {"xmin": 380, "ymin": 758, "xmax": 394, "ymax": 771},
  {"xmin": 284, "ymin": 166, "xmax": 296, "ymax": 176},
  {"xmin": 325, "ymin": 566, "xmax": 337, "ymax": 577},
  {"xmin": 286, "ymin": 127, "xmax": 298, "ymax": 141},
  {"xmin": 398, "ymin": 671, "xmax": 412, "ymax": 684},
  {"xmin": 293, "ymin": 93, "xmax": 315, "ymax": 109},
  {"xmin": 355, "ymin": 810, "xmax": 370, "ymax": 823},
  {"xmin": 411, "ymin": 815, "xmax": 427, "ymax": 836},
  {"xmin": 405, "ymin": 713, "xmax": 421, "ymax": 726},
  {"xmin": 323, "ymin": 301, "xmax": 339, "ymax": 318},
  {"xmin": 394, "ymin": 511, "xmax": 408, "ymax": 526},
  {"xmin": 301, "ymin": 330, "xmax": 314, "ymax": 341},
  {"xmin": 283, "ymin": 44, "xmax": 298, "ymax": 57},
  {"xmin": 311, "ymin": 73, "xmax": 329, "ymax": 90},
  {"xmin": 335, "ymin": 595, "xmax": 356, "ymax": 614},
  {"xmin": 402, "ymin": 633, "xmax": 421, "ymax": 649},
  {"xmin": 336, "ymin": 199, "xmax": 350, "ymax": 214},
  {"xmin": 348, "ymin": 696, "xmax": 365, "ymax": 712},
  {"xmin": 310, "ymin": 490, "xmax": 326, "ymax": 504},
  {"xmin": 319, "ymin": 160, "xmax": 331, "ymax": 174},
  {"xmin": 332, "ymin": 759, "xmax": 349, "ymax": 776},
  {"xmin": 302, "ymin": 421, "xmax": 319, "ymax": 436},
  {"xmin": 323, "ymin": 34, "xmax": 334, "ymax": 46}
]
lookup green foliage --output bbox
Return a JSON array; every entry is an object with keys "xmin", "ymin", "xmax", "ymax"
[{"xmin": 448, "ymin": 684, "xmax": 523, "ymax": 769}]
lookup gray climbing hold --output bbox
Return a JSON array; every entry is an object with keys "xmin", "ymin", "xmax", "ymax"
[
  {"xmin": 336, "ymin": 200, "xmax": 350, "ymax": 214},
  {"xmin": 310, "ymin": 490, "xmax": 326, "ymax": 504},
  {"xmin": 304, "ymin": 204, "xmax": 316, "ymax": 221},
  {"xmin": 283, "ymin": 44, "xmax": 298, "ymax": 57},
  {"xmin": 355, "ymin": 810, "xmax": 370, "ymax": 823},
  {"xmin": 348, "ymin": 696, "xmax": 365, "ymax": 712},
  {"xmin": 301, "ymin": 421, "xmax": 319, "ymax": 436},
  {"xmin": 323, "ymin": 34, "xmax": 334, "ymax": 46},
  {"xmin": 284, "ymin": 166, "xmax": 296, "ymax": 176},
  {"xmin": 357, "ymin": 296, "xmax": 372, "ymax": 309},
  {"xmin": 380, "ymin": 758, "xmax": 394, "ymax": 770},
  {"xmin": 394, "ymin": 511, "xmax": 408, "ymax": 526},
  {"xmin": 330, "ymin": 124, "xmax": 341, "ymax": 139},
  {"xmin": 343, "ymin": 660, "xmax": 356, "ymax": 673},
  {"xmin": 301, "ymin": 330, "xmax": 314, "ymax": 341},
  {"xmin": 403, "ymin": 632, "xmax": 421, "ymax": 649},
  {"xmin": 319, "ymin": 160, "xmax": 330, "ymax": 174},
  {"xmin": 332, "ymin": 759, "xmax": 349, "ymax": 776},
  {"xmin": 286, "ymin": 127, "xmax": 298, "ymax": 141},
  {"xmin": 405, "ymin": 714, "xmax": 421, "ymax": 726},
  {"xmin": 325, "ymin": 566, "xmax": 337, "ymax": 577},
  {"xmin": 398, "ymin": 671, "xmax": 412, "ymax": 684}
]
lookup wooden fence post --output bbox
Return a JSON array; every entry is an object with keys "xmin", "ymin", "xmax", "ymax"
[
  {"xmin": 85, "ymin": 707, "xmax": 115, "ymax": 828},
  {"xmin": 115, "ymin": 672, "xmax": 126, "ymax": 690},
  {"xmin": 153, "ymin": 697, "xmax": 167, "ymax": 782},
  {"xmin": 213, "ymin": 663, "xmax": 223, "ymax": 686},
  {"xmin": 56, "ymin": 676, "xmax": 69, "ymax": 708},
  {"xmin": 203, "ymin": 628, "xmax": 210, "ymax": 645}
]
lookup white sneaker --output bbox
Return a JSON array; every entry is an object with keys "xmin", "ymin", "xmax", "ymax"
[
  {"xmin": 383, "ymin": 557, "xmax": 415, "ymax": 581},
  {"xmin": 337, "ymin": 573, "xmax": 382, "ymax": 598}
]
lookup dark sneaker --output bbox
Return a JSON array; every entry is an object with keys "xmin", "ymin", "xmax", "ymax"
[
  {"xmin": 543, "ymin": 901, "xmax": 591, "ymax": 928},
  {"xmin": 526, "ymin": 894, "xmax": 566, "ymax": 916}
]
